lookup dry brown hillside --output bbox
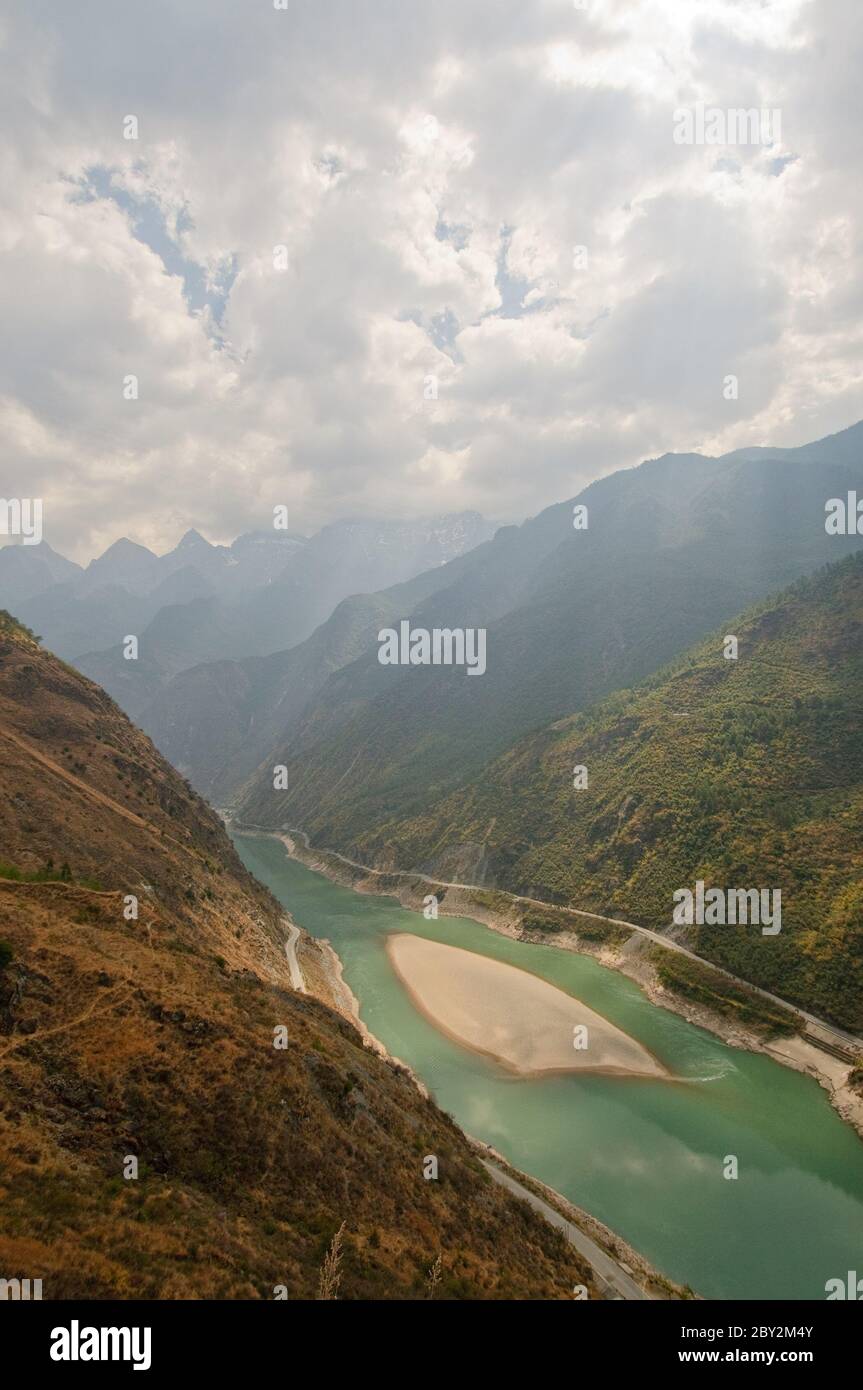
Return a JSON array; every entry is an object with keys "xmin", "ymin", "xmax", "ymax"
[{"xmin": 0, "ymin": 612, "xmax": 595, "ymax": 1299}]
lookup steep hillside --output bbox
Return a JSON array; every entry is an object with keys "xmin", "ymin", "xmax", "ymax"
[
  {"xmin": 139, "ymin": 592, "xmax": 403, "ymax": 803},
  {"xmin": 343, "ymin": 558, "xmax": 863, "ymax": 1032},
  {"xmin": 238, "ymin": 424, "xmax": 863, "ymax": 850},
  {"xmin": 0, "ymin": 611, "xmax": 597, "ymax": 1299}
]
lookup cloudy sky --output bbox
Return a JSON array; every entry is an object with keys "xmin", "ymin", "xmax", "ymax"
[{"xmin": 1, "ymin": 0, "xmax": 861, "ymax": 561}]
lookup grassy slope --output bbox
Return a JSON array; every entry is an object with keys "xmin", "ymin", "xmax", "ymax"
[
  {"xmin": 0, "ymin": 611, "xmax": 597, "ymax": 1299},
  {"xmin": 346, "ymin": 558, "xmax": 863, "ymax": 1032}
]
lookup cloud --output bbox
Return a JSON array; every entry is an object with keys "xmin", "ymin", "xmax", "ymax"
[{"xmin": 0, "ymin": 0, "xmax": 860, "ymax": 561}]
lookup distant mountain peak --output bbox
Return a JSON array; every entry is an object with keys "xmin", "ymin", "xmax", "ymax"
[
  {"xmin": 92, "ymin": 536, "xmax": 157, "ymax": 562},
  {"xmin": 176, "ymin": 528, "xmax": 211, "ymax": 550}
]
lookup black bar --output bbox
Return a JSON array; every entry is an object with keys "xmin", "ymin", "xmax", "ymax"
[{"xmin": 6, "ymin": 1297, "xmax": 857, "ymax": 1376}]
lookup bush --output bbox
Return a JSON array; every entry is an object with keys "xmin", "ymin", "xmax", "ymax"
[
  {"xmin": 649, "ymin": 946, "xmax": 799, "ymax": 1038},
  {"xmin": 0, "ymin": 940, "xmax": 14, "ymax": 972}
]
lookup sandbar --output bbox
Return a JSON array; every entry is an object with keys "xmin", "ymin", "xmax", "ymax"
[{"xmin": 386, "ymin": 933, "xmax": 668, "ymax": 1079}]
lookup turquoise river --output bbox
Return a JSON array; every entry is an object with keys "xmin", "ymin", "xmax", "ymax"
[{"xmin": 234, "ymin": 831, "xmax": 863, "ymax": 1300}]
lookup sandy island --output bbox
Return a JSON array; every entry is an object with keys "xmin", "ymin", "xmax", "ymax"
[{"xmin": 386, "ymin": 934, "xmax": 669, "ymax": 1079}]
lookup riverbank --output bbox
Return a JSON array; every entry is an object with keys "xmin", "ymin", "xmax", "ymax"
[
  {"xmin": 287, "ymin": 887, "xmax": 689, "ymax": 1299},
  {"xmin": 257, "ymin": 826, "xmax": 863, "ymax": 1140},
  {"xmin": 472, "ymin": 1146, "xmax": 696, "ymax": 1301}
]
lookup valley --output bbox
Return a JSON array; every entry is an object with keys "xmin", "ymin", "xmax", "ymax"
[
  {"xmin": 232, "ymin": 831, "xmax": 863, "ymax": 1302},
  {"xmin": 3, "ymin": 422, "xmax": 863, "ymax": 1306},
  {"xmin": 0, "ymin": 611, "xmax": 600, "ymax": 1300}
]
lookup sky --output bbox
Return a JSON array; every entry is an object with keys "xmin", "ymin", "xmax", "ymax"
[{"xmin": 0, "ymin": 0, "xmax": 861, "ymax": 562}]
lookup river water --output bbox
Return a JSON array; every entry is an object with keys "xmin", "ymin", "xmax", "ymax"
[{"xmin": 234, "ymin": 831, "xmax": 863, "ymax": 1300}]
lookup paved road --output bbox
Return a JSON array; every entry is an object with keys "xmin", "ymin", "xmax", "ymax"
[{"xmin": 480, "ymin": 1160, "xmax": 648, "ymax": 1300}]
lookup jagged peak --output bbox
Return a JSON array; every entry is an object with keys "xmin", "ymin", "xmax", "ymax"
[{"xmin": 176, "ymin": 528, "xmax": 211, "ymax": 550}]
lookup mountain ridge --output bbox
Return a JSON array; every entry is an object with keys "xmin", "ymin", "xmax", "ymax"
[
  {"xmin": 236, "ymin": 425, "xmax": 863, "ymax": 856},
  {"xmin": 3, "ymin": 513, "xmax": 495, "ymax": 721}
]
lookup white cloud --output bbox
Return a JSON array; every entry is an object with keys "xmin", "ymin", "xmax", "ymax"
[{"xmin": 0, "ymin": 0, "xmax": 860, "ymax": 562}]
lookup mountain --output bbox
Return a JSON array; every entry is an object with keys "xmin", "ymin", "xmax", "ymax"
[
  {"xmin": 136, "ymin": 539, "xmax": 502, "ymax": 801},
  {"xmin": 0, "ymin": 609, "xmax": 594, "ymax": 1299},
  {"xmin": 7, "ymin": 514, "xmax": 495, "ymax": 719},
  {"xmin": 76, "ymin": 537, "xmax": 162, "ymax": 597},
  {"xmin": 328, "ymin": 556, "xmax": 863, "ymax": 1031},
  {"xmin": 14, "ymin": 582, "xmax": 156, "ymax": 669},
  {"xmin": 11, "ymin": 529, "xmax": 309, "ymax": 662},
  {"xmin": 139, "ymin": 591, "xmax": 404, "ymax": 802},
  {"xmin": 0, "ymin": 541, "xmax": 82, "ymax": 607},
  {"xmin": 237, "ymin": 423, "xmax": 863, "ymax": 856},
  {"xmin": 90, "ymin": 512, "xmax": 496, "ymax": 680}
]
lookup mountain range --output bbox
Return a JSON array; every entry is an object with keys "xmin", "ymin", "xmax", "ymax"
[
  {"xmin": 140, "ymin": 426, "xmax": 863, "ymax": 810},
  {"xmin": 220, "ymin": 422, "xmax": 863, "ymax": 1028},
  {"xmin": 236, "ymin": 424, "xmax": 863, "ymax": 842},
  {"xmin": 0, "ymin": 512, "xmax": 494, "ymax": 719}
]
